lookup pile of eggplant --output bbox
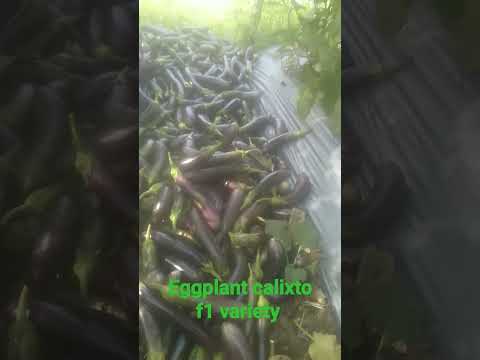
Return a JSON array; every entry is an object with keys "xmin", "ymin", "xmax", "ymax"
[
  {"xmin": 0, "ymin": 1, "xmax": 138, "ymax": 359},
  {"xmin": 139, "ymin": 26, "xmax": 327, "ymax": 360}
]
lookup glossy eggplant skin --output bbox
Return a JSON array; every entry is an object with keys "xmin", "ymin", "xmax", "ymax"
[
  {"xmin": 239, "ymin": 115, "xmax": 271, "ymax": 134},
  {"xmin": 221, "ymin": 322, "xmax": 255, "ymax": 360},
  {"xmin": 216, "ymin": 184, "xmax": 246, "ymax": 244},
  {"xmin": 227, "ymin": 249, "xmax": 248, "ymax": 283},
  {"xmin": 255, "ymin": 170, "xmax": 290, "ymax": 197},
  {"xmin": 242, "ymin": 170, "xmax": 290, "ymax": 209},
  {"xmin": 2, "ymin": 3, "xmax": 139, "ymax": 359},
  {"xmin": 168, "ymin": 334, "xmax": 192, "ymax": 360},
  {"xmin": 285, "ymin": 173, "xmax": 311, "ymax": 205},
  {"xmin": 88, "ymin": 159, "xmax": 138, "ymax": 223},
  {"xmin": 30, "ymin": 196, "xmax": 78, "ymax": 287},
  {"xmin": 190, "ymin": 206, "xmax": 227, "ymax": 273},
  {"xmin": 140, "ymin": 284, "xmax": 214, "ymax": 350},
  {"xmin": 262, "ymin": 131, "xmax": 305, "ymax": 153},
  {"xmin": 257, "ymin": 316, "xmax": 269, "ymax": 360},
  {"xmin": 21, "ymin": 86, "xmax": 73, "ymax": 194},
  {"xmin": 262, "ymin": 238, "xmax": 287, "ymax": 282},
  {"xmin": 30, "ymin": 301, "xmax": 137, "ymax": 360},
  {"xmin": 139, "ymin": 25, "xmax": 319, "ymax": 360},
  {"xmin": 140, "ymin": 304, "xmax": 165, "ymax": 356},
  {"xmin": 151, "ymin": 230, "xmax": 208, "ymax": 267},
  {"xmin": 1, "ymin": 83, "xmax": 35, "ymax": 131},
  {"xmin": 183, "ymin": 165, "xmax": 246, "ymax": 183},
  {"xmin": 164, "ymin": 256, "xmax": 206, "ymax": 283},
  {"xmin": 152, "ymin": 184, "xmax": 175, "ymax": 223},
  {"xmin": 234, "ymin": 200, "xmax": 269, "ymax": 232}
]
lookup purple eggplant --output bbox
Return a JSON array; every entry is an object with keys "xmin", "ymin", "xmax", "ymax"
[{"xmin": 140, "ymin": 284, "xmax": 214, "ymax": 350}]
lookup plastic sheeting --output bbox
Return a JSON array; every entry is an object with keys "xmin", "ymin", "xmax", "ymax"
[
  {"xmin": 252, "ymin": 47, "xmax": 341, "ymax": 326},
  {"xmin": 343, "ymin": 0, "xmax": 480, "ymax": 357}
]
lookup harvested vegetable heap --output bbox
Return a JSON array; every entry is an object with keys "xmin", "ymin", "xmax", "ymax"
[
  {"xmin": 0, "ymin": 1, "xmax": 138, "ymax": 359},
  {"xmin": 139, "ymin": 25, "xmax": 338, "ymax": 360}
]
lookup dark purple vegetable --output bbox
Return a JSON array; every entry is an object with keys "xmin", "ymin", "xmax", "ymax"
[
  {"xmin": 31, "ymin": 196, "xmax": 78, "ymax": 285},
  {"xmin": 30, "ymin": 301, "xmax": 137, "ymax": 360},
  {"xmin": 242, "ymin": 169, "xmax": 290, "ymax": 209},
  {"xmin": 139, "ymin": 25, "xmax": 318, "ymax": 360},
  {"xmin": 284, "ymin": 173, "xmax": 311, "ymax": 205},
  {"xmin": 178, "ymin": 143, "xmax": 221, "ymax": 172},
  {"xmin": 95, "ymin": 125, "xmax": 137, "ymax": 154},
  {"xmin": 190, "ymin": 206, "xmax": 227, "ymax": 273},
  {"xmin": 140, "ymin": 305, "xmax": 165, "ymax": 357},
  {"xmin": 1, "ymin": 82, "xmax": 35, "ymax": 130},
  {"xmin": 184, "ymin": 165, "xmax": 247, "ymax": 183},
  {"xmin": 257, "ymin": 314, "xmax": 269, "ymax": 360},
  {"xmin": 88, "ymin": 159, "xmax": 138, "ymax": 222},
  {"xmin": 151, "ymin": 230, "xmax": 208, "ymax": 267},
  {"xmin": 174, "ymin": 174, "xmax": 220, "ymax": 229},
  {"xmin": 219, "ymin": 97, "xmax": 241, "ymax": 114},
  {"xmin": 145, "ymin": 140, "xmax": 168, "ymax": 183},
  {"xmin": 234, "ymin": 200, "xmax": 269, "ymax": 232},
  {"xmin": 262, "ymin": 238, "xmax": 287, "ymax": 282},
  {"xmin": 152, "ymin": 184, "xmax": 175, "ymax": 223},
  {"xmin": 204, "ymin": 151, "xmax": 243, "ymax": 168},
  {"xmin": 216, "ymin": 183, "xmax": 247, "ymax": 244},
  {"xmin": 227, "ymin": 249, "xmax": 248, "ymax": 283},
  {"xmin": 193, "ymin": 74, "xmax": 232, "ymax": 91},
  {"xmin": 239, "ymin": 115, "xmax": 272, "ymax": 134},
  {"xmin": 221, "ymin": 322, "xmax": 254, "ymax": 360},
  {"xmin": 262, "ymin": 130, "xmax": 309, "ymax": 153},
  {"xmin": 168, "ymin": 333, "xmax": 192, "ymax": 360},
  {"xmin": 164, "ymin": 256, "xmax": 205, "ymax": 282},
  {"xmin": 140, "ymin": 284, "xmax": 214, "ymax": 350},
  {"xmin": 21, "ymin": 86, "xmax": 72, "ymax": 193}
]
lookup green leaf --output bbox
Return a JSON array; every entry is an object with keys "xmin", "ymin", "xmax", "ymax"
[
  {"xmin": 288, "ymin": 217, "xmax": 319, "ymax": 249},
  {"xmin": 265, "ymin": 219, "xmax": 291, "ymax": 251},
  {"xmin": 307, "ymin": 332, "xmax": 340, "ymax": 360},
  {"xmin": 284, "ymin": 264, "xmax": 307, "ymax": 282}
]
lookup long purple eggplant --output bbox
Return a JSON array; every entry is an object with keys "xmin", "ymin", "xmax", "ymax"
[{"xmin": 139, "ymin": 284, "xmax": 214, "ymax": 350}]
